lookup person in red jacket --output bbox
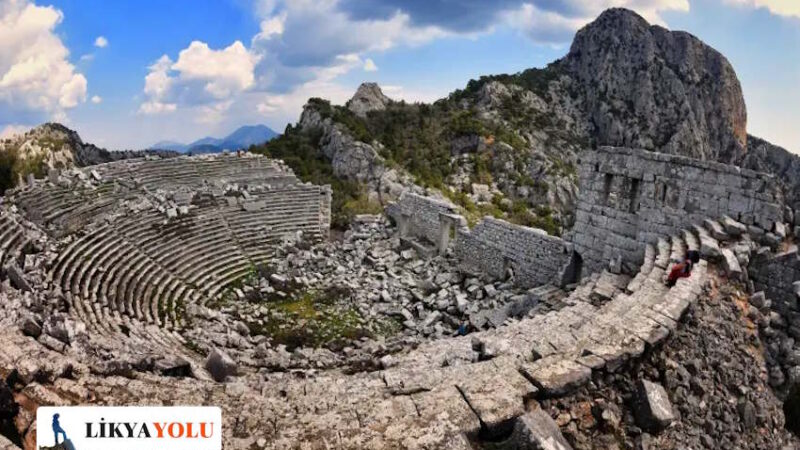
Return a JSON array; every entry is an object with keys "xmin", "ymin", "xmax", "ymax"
[
  {"xmin": 666, "ymin": 259, "xmax": 692, "ymax": 286},
  {"xmin": 666, "ymin": 250, "xmax": 700, "ymax": 287}
]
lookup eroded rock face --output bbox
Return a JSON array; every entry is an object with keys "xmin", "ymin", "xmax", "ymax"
[
  {"xmin": 347, "ymin": 82, "xmax": 391, "ymax": 118},
  {"xmin": 741, "ymin": 135, "xmax": 800, "ymax": 211},
  {"xmin": 562, "ymin": 8, "xmax": 747, "ymax": 163},
  {"xmin": 298, "ymin": 103, "xmax": 421, "ymax": 202}
]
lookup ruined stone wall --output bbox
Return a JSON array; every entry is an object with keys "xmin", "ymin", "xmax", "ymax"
[
  {"xmin": 386, "ymin": 192, "xmax": 460, "ymax": 245},
  {"xmin": 388, "ymin": 193, "xmax": 576, "ymax": 288},
  {"xmin": 456, "ymin": 217, "xmax": 575, "ymax": 288},
  {"xmin": 750, "ymin": 246, "xmax": 800, "ymax": 315},
  {"xmin": 572, "ymin": 146, "xmax": 784, "ymax": 272},
  {"xmin": 319, "ymin": 185, "xmax": 332, "ymax": 239}
]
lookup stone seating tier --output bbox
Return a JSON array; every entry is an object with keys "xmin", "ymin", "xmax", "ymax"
[{"xmin": 47, "ymin": 181, "xmax": 326, "ymax": 330}]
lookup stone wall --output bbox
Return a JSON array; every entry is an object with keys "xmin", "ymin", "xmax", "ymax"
[
  {"xmin": 386, "ymin": 192, "xmax": 461, "ymax": 246},
  {"xmin": 750, "ymin": 246, "xmax": 800, "ymax": 315},
  {"xmin": 387, "ymin": 193, "xmax": 577, "ymax": 288},
  {"xmin": 319, "ymin": 185, "xmax": 332, "ymax": 239},
  {"xmin": 456, "ymin": 217, "xmax": 576, "ymax": 288},
  {"xmin": 572, "ymin": 146, "xmax": 784, "ymax": 272}
]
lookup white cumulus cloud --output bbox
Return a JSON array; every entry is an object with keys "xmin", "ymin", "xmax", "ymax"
[
  {"xmin": 90, "ymin": 95, "xmax": 102, "ymax": 104},
  {"xmin": 139, "ymin": 41, "xmax": 259, "ymax": 119},
  {"xmin": 0, "ymin": 0, "xmax": 88, "ymax": 124},
  {"xmin": 94, "ymin": 35, "xmax": 108, "ymax": 48},
  {"xmin": 172, "ymin": 41, "xmax": 257, "ymax": 98},
  {"xmin": 503, "ymin": 0, "xmax": 690, "ymax": 44},
  {"xmin": 724, "ymin": 0, "xmax": 800, "ymax": 18}
]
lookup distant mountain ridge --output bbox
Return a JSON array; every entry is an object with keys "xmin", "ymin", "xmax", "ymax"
[{"xmin": 151, "ymin": 125, "xmax": 279, "ymax": 154}]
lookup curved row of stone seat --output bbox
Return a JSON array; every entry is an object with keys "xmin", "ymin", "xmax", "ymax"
[
  {"xmin": 13, "ymin": 182, "xmax": 132, "ymax": 236},
  {"xmin": 380, "ymin": 222, "xmax": 718, "ymax": 376},
  {"xmin": 102, "ymin": 155, "xmax": 295, "ymax": 191},
  {"xmin": 245, "ymin": 220, "xmax": 733, "ymax": 447},
  {"xmin": 0, "ymin": 212, "xmax": 30, "ymax": 269},
  {"xmin": 220, "ymin": 188, "xmax": 326, "ymax": 264},
  {"xmin": 52, "ymin": 218, "xmax": 192, "ymax": 330},
  {"xmin": 117, "ymin": 208, "xmax": 254, "ymax": 304},
  {"xmin": 50, "ymin": 183, "xmax": 328, "ymax": 330},
  {"xmin": 252, "ymin": 229, "xmax": 728, "ymax": 448},
  {"xmin": 3, "ymin": 215, "xmax": 746, "ymax": 449}
]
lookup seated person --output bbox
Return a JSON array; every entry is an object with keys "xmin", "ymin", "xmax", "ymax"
[{"xmin": 666, "ymin": 250, "xmax": 699, "ymax": 287}]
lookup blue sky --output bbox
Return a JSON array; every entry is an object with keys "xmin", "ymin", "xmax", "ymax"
[{"xmin": 0, "ymin": 0, "xmax": 798, "ymax": 153}]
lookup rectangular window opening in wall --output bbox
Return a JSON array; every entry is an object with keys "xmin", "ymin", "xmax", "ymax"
[
  {"xmin": 602, "ymin": 173, "xmax": 613, "ymax": 205},
  {"xmin": 629, "ymin": 178, "xmax": 641, "ymax": 213},
  {"xmin": 654, "ymin": 181, "xmax": 667, "ymax": 206}
]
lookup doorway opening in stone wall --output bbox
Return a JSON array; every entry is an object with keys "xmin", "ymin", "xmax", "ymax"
[{"xmin": 785, "ymin": 383, "xmax": 800, "ymax": 436}]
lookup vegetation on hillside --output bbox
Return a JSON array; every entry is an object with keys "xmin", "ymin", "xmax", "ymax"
[
  {"xmin": 249, "ymin": 125, "xmax": 381, "ymax": 229},
  {"xmin": 450, "ymin": 63, "xmax": 565, "ymax": 101},
  {"xmin": 254, "ymin": 67, "xmax": 586, "ymax": 235},
  {"xmin": 0, "ymin": 144, "xmax": 48, "ymax": 193}
]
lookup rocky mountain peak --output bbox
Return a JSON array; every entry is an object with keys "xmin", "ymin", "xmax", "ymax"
[
  {"xmin": 0, "ymin": 122, "xmax": 83, "ymax": 174},
  {"xmin": 562, "ymin": 7, "xmax": 747, "ymax": 163},
  {"xmin": 347, "ymin": 82, "xmax": 391, "ymax": 117}
]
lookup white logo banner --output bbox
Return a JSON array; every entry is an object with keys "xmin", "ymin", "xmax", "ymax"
[{"xmin": 36, "ymin": 406, "xmax": 222, "ymax": 450}]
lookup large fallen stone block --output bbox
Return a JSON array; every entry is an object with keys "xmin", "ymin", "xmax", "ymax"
[
  {"xmin": 19, "ymin": 316, "xmax": 42, "ymax": 338},
  {"xmin": 457, "ymin": 376, "xmax": 524, "ymax": 439},
  {"xmin": 634, "ymin": 380, "xmax": 675, "ymax": 432},
  {"xmin": 774, "ymin": 221, "xmax": 788, "ymax": 239},
  {"xmin": 520, "ymin": 357, "xmax": 591, "ymax": 397},
  {"xmin": 720, "ymin": 248, "xmax": 742, "ymax": 279},
  {"xmin": 749, "ymin": 291, "xmax": 767, "ymax": 309},
  {"xmin": 508, "ymin": 408, "xmax": 573, "ymax": 450},
  {"xmin": 205, "ymin": 348, "xmax": 237, "ymax": 382},
  {"xmin": 6, "ymin": 263, "xmax": 31, "ymax": 292}
]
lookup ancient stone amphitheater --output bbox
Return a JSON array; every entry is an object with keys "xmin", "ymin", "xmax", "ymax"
[{"xmin": 0, "ymin": 147, "xmax": 798, "ymax": 449}]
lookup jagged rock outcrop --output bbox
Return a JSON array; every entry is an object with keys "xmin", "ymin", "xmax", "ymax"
[
  {"xmin": 560, "ymin": 8, "xmax": 748, "ymax": 163},
  {"xmin": 298, "ymin": 102, "xmax": 422, "ymax": 202},
  {"xmin": 347, "ymin": 82, "xmax": 391, "ymax": 118},
  {"xmin": 0, "ymin": 123, "xmax": 79, "ymax": 173},
  {"xmin": 282, "ymin": 8, "xmax": 763, "ymax": 231},
  {"xmin": 741, "ymin": 135, "xmax": 800, "ymax": 210}
]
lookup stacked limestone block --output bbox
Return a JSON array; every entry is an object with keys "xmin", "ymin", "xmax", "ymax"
[{"xmin": 572, "ymin": 146, "xmax": 783, "ymax": 273}]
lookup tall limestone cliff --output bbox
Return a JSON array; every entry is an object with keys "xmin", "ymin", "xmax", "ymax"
[
  {"xmin": 561, "ymin": 8, "xmax": 747, "ymax": 163},
  {"xmin": 741, "ymin": 135, "xmax": 800, "ymax": 210},
  {"xmin": 256, "ymin": 8, "xmax": 794, "ymax": 233}
]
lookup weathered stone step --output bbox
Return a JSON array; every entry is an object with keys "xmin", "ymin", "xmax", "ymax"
[
  {"xmin": 654, "ymin": 238, "xmax": 671, "ymax": 269},
  {"xmin": 703, "ymin": 218, "xmax": 729, "ymax": 241},
  {"xmin": 692, "ymin": 225, "xmax": 721, "ymax": 260}
]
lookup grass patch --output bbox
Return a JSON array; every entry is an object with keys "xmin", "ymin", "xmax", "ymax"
[{"xmin": 243, "ymin": 286, "xmax": 400, "ymax": 351}]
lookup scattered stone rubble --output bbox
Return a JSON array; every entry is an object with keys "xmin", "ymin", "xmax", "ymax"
[
  {"xmin": 539, "ymin": 280, "xmax": 798, "ymax": 450},
  {"xmin": 196, "ymin": 215, "xmax": 568, "ymax": 372},
  {"xmin": 0, "ymin": 147, "xmax": 798, "ymax": 449}
]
